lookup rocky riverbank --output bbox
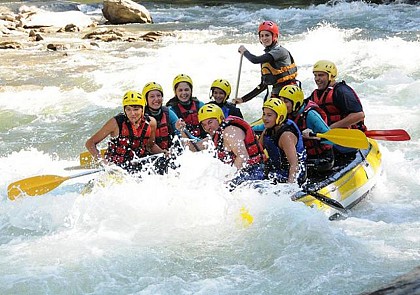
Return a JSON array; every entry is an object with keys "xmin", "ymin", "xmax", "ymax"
[{"xmin": 0, "ymin": 1, "xmax": 169, "ymax": 51}]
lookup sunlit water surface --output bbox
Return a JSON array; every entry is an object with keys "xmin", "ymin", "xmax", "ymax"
[{"xmin": 0, "ymin": 1, "xmax": 419, "ymax": 294}]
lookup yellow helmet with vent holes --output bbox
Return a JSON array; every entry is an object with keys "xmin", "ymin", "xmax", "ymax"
[
  {"xmin": 198, "ymin": 104, "xmax": 225, "ymax": 124},
  {"xmin": 263, "ymin": 98, "xmax": 287, "ymax": 125}
]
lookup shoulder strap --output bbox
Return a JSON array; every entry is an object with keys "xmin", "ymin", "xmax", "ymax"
[{"xmin": 115, "ymin": 113, "xmax": 126, "ymax": 134}]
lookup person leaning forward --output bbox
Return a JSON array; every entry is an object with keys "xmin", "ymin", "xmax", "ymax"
[{"xmin": 190, "ymin": 104, "xmax": 266, "ymax": 190}]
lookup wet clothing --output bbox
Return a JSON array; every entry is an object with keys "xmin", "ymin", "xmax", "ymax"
[
  {"xmin": 166, "ymin": 97, "xmax": 207, "ymax": 139},
  {"xmin": 242, "ymin": 42, "xmax": 298, "ymax": 102},
  {"xmin": 289, "ymin": 100, "xmax": 334, "ymax": 173},
  {"xmin": 263, "ymin": 119, "xmax": 307, "ymax": 185},
  {"xmin": 145, "ymin": 106, "xmax": 184, "ymax": 175},
  {"xmin": 212, "ymin": 116, "xmax": 266, "ymax": 189},
  {"xmin": 207, "ymin": 101, "xmax": 243, "ymax": 119},
  {"xmin": 213, "ymin": 116, "xmax": 266, "ymax": 167},
  {"xmin": 145, "ymin": 106, "xmax": 179, "ymax": 151},
  {"xmin": 105, "ymin": 113, "xmax": 152, "ymax": 173}
]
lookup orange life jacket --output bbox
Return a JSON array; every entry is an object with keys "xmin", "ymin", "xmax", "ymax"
[{"xmin": 261, "ymin": 45, "xmax": 298, "ymax": 86}]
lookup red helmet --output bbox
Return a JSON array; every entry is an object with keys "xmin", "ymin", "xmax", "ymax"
[{"xmin": 258, "ymin": 21, "xmax": 279, "ymax": 43}]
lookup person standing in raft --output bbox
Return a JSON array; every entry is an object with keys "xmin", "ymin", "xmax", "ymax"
[
  {"xmin": 193, "ymin": 104, "xmax": 266, "ymax": 189},
  {"xmin": 166, "ymin": 74, "xmax": 207, "ymax": 139},
  {"xmin": 279, "ymin": 85, "xmax": 334, "ymax": 176},
  {"xmin": 85, "ymin": 90, "xmax": 162, "ymax": 173},
  {"xmin": 309, "ymin": 60, "xmax": 367, "ymax": 160},
  {"xmin": 260, "ymin": 97, "xmax": 307, "ymax": 185},
  {"xmin": 207, "ymin": 78, "xmax": 243, "ymax": 118},
  {"xmin": 232, "ymin": 20, "xmax": 298, "ymax": 105}
]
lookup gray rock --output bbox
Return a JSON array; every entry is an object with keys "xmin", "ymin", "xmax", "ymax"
[
  {"xmin": 102, "ymin": 0, "xmax": 152, "ymax": 25},
  {"xmin": 362, "ymin": 266, "xmax": 420, "ymax": 295}
]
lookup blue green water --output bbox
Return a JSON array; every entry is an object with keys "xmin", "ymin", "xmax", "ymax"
[{"xmin": 0, "ymin": 1, "xmax": 419, "ymax": 294}]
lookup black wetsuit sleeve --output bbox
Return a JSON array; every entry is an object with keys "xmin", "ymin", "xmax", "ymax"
[
  {"xmin": 230, "ymin": 107, "xmax": 244, "ymax": 118},
  {"xmin": 241, "ymin": 83, "xmax": 268, "ymax": 103},
  {"xmin": 243, "ymin": 51, "xmax": 274, "ymax": 64}
]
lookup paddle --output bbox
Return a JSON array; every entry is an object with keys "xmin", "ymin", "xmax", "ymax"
[
  {"xmin": 68, "ymin": 152, "xmax": 166, "ymax": 171},
  {"xmin": 310, "ymin": 128, "xmax": 369, "ymax": 149},
  {"xmin": 303, "ymin": 190, "xmax": 348, "ymax": 214},
  {"xmin": 250, "ymin": 117, "xmax": 263, "ymax": 127},
  {"xmin": 7, "ymin": 169, "xmax": 103, "ymax": 200},
  {"xmin": 234, "ymin": 53, "xmax": 244, "ymax": 101},
  {"xmin": 182, "ymin": 128, "xmax": 201, "ymax": 152},
  {"xmin": 240, "ymin": 206, "xmax": 254, "ymax": 227},
  {"xmin": 365, "ymin": 129, "xmax": 410, "ymax": 141},
  {"xmin": 79, "ymin": 149, "xmax": 107, "ymax": 168}
]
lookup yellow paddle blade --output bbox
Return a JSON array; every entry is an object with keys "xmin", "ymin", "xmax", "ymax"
[
  {"xmin": 7, "ymin": 175, "xmax": 69, "ymax": 200},
  {"xmin": 316, "ymin": 128, "xmax": 369, "ymax": 149},
  {"xmin": 79, "ymin": 149, "xmax": 106, "ymax": 168},
  {"xmin": 240, "ymin": 206, "xmax": 254, "ymax": 227},
  {"xmin": 7, "ymin": 169, "xmax": 103, "ymax": 200}
]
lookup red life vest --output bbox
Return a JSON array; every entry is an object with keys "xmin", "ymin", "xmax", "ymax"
[
  {"xmin": 311, "ymin": 82, "xmax": 367, "ymax": 131},
  {"xmin": 174, "ymin": 99, "xmax": 205, "ymax": 138},
  {"xmin": 153, "ymin": 107, "xmax": 171, "ymax": 150},
  {"xmin": 105, "ymin": 113, "xmax": 152, "ymax": 169},
  {"xmin": 290, "ymin": 100, "xmax": 333, "ymax": 156},
  {"xmin": 213, "ymin": 116, "xmax": 266, "ymax": 166}
]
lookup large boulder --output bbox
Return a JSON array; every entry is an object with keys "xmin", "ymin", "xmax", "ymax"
[
  {"xmin": 102, "ymin": 0, "xmax": 152, "ymax": 25},
  {"xmin": 18, "ymin": 5, "xmax": 94, "ymax": 29}
]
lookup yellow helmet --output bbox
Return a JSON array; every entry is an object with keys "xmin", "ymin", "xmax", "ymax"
[
  {"xmin": 173, "ymin": 74, "xmax": 193, "ymax": 93},
  {"xmin": 313, "ymin": 60, "xmax": 337, "ymax": 81},
  {"xmin": 198, "ymin": 104, "xmax": 225, "ymax": 124},
  {"xmin": 142, "ymin": 82, "xmax": 163, "ymax": 101},
  {"xmin": 122, "ymin": 90, "xmax": 146, "ymax": 113},
  {"xmin": 211, "ymin": 79, "xmax": 232, "ymax": 102},
  {"xmin": 279, "ymin": 85, "xmax": 304, "ymax": 112},
  {"xmin": 263, "ymin": 98, "xmax": 287, "ymax": 125}
]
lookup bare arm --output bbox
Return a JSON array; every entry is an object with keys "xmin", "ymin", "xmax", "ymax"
[
  {"xmin": 278, "ymin": 132, "xmax": 299, "ymax": 183},
  {"xmin": 85, "ymin": 117, "xmax": 119, "ymax": 161},
  {"xmin": 223, "ymin": 126, "xmax": 249, "ymax": 169},
  {"xmin": 330, "ymin": 111, "xmax": 365, "ymax": 129}
]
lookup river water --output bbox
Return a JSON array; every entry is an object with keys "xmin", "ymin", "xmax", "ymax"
[{"xmin": 0, "ymin": 1, "xmax": 419, "ymax": 294}]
